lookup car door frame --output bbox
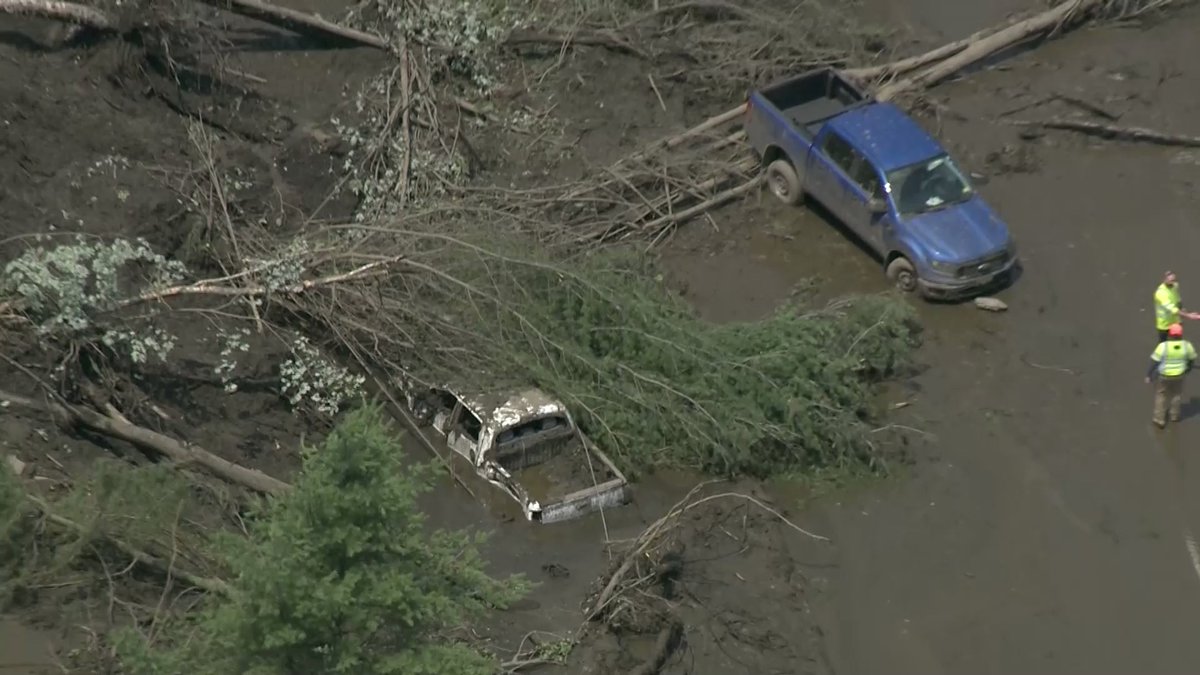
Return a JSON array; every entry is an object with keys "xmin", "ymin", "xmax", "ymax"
[
  {"xmin": 841, "ymin": 154, "xmax": 890, "ymax": 254},
  {"xmin": 445, "ymin": 402, "xmax": 484, "ymax": 462},
  {"xmin": 806, "ymin": 129, "xmax": 867, "ymax": 227}
]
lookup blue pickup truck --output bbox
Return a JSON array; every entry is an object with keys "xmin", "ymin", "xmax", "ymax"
[{"xmin": 745, "ymin": 68, "xmax": 1017, "ymax": 299}]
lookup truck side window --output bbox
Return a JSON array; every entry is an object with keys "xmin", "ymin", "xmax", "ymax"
[
  {"xmin": 821, "ymin": 133, "xmax": 857, "ymax": 175},
  {"xmin": 850, "ymin": 159, "xmax": 884, "ymax": 199}
]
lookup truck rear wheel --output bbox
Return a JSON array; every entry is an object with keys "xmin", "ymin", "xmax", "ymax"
[
  {"xmin": 886, "ymin": 256, "xmax": 918, "ymax": 293},
  {"xmin": 766, "ymin": 159, "xmax": 803, "ymax": 206}
]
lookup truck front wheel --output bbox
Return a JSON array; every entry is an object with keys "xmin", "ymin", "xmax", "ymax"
[
  {"xmin": 766, "ymin": 159, "xmax": 803, "ymax": 206},
  {"xmin": 886, "ymin": 256, "xmax": 918, "ymax": 293}
]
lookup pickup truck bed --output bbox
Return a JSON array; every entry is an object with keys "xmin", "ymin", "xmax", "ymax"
[{"xmin": 758, "ymin": 69, "xmax": 867, "ymax": 132}]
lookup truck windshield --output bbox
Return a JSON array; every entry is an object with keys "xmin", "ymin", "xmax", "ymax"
[{"xmin": 886, "ymin": 154, "xmax": 974, "ymax": 216}]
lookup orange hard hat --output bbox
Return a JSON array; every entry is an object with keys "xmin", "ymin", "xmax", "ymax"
[{"xmin": 1169, "ymin": 323, "xmax": 1184, "ymax": 338}]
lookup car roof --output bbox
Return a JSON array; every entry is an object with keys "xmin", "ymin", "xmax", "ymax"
[
  {"xmin": 460, "ymin": 388, "xmax": 568, "ymax": 429},
  {"xmin": 826, "ymin": 102, "xmax": 945, "ymax": 172}
]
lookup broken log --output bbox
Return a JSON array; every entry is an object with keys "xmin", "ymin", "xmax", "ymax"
[
  {"xmin": 874, "ymin": 0, "xmax": 1173, "ymax": 101},
  {"xmin": 845, "ymin": 23, "xmax": 995, "ymax": 83},
  {"xmin": 0, "ymin": 387, "xmax": 290, "ymax": 496},
  {"xmin": 1012, "ymin": 118, "xmax": 1200, "ymax": 147},
  {"xmin": 636, "ymin": 174, "xmax": 763, "ymax": 239},
  {"xmin": 195, "ymin": 0, "xmax": 389, "ymax": 50},
  {"xmin": 505, "ymin": 28, "xmax": 648, "ymax": 58},
  {"xmin": 0, "ymin": 0, "xmax": 113, "ymax": 31}
]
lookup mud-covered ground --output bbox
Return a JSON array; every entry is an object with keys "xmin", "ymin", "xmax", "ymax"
[{"xmin": 5, "ymin": 0, "xmax": 1200, "ymax": 673}]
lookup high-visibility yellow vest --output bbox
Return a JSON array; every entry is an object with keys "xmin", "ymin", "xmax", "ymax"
[
  {"xmin": 1153, "ymin": 339, "xmax": 1196, "ymax": 376},
  {"xmin": 1156, "ymin": 283, "xmax": 1182, "ymax": 330}
]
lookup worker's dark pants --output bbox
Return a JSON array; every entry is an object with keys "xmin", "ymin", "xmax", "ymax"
[
  {"xmin": 1159, "ymin": 330, "xmax": 1171, "ymax": 343},
  {"xmin": 1154, "ymin": 374, "xmax": 1186, "ymax": 426}
]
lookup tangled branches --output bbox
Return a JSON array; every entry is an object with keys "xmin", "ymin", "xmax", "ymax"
[
  {"xmin": 476, "ymin": 106, "xmax": 759, "ymax": 245},
  {"xmin": 516, "ymin": 0, "xmax": 886, "ymax": 95}
]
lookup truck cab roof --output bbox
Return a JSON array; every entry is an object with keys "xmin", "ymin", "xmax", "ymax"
[
  {"xmin": 460, "ymin": 388, "xmax": 568, "ymax": 432},
  {"xmin": 825, "ymin": 102, "xmax": 944, "ymax": 172}
]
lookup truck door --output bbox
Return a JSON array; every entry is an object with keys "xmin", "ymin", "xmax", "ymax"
[
  {"xmin": 842, "ymin": 157, "xmax": 889, "ymax": 253},
  {"xmin": 447, "ymin": 405, "xmax": 484, "ymax": 463},
  {"xmin": 806, "ymin": 130, "xmax": 861, "ymax": 226}
]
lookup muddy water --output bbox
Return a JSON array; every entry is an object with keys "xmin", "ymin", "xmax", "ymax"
[
  {"xmin": 655, "ymin": 6, "xmax": 1200, "ymax": 672},
  {"xmin": 0, "ymin": 618, "xmax": 55, "ymax": 674},
  {"xmin": 706, "ymin": 8, "xmax": 1200, "ymax": 674}
]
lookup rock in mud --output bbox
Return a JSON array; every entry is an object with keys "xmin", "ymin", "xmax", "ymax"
[
  {"xmin": 975, "ymin": 297, "xmax": 1008, "ymax": 312},
  {"xmin": 5, "ymin": 455, "xmax": 28, "ymax": 476}
]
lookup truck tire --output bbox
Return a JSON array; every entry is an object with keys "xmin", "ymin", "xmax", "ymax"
[
  {"xmin": 886, "ymin": 256, "xmax": 918, "ymax": 293},
  {"xmin": 766, "ymin": 159, "xmax": 803, "ymax": 206}
]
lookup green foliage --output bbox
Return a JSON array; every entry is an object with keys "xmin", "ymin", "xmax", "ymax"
[
  {"xmin": 280, "ymin": 336, "xmax": 366, "ymax": 416},
  {"xmin": 1, "ymin": 236, "xmax": 186, "ymax": 363},
  {"xmin": 55, "ymin": 460, "xmax": 217, "ymax": 572},
  {"xmin": 411, "ymin": 240, "xmax": 918, "ymax": 478},
  {"xmin": 115, "ymin": 405, "xmax": 527, "ymax": 675},
  {"xmin": 0, "ymin": 461, "xmax": 216, "ymax": 607}
]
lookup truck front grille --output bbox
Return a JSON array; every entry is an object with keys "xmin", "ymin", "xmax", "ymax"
[{"xmin": 957, "ymin": 251, "xmax": 1008, "ymax": 279}]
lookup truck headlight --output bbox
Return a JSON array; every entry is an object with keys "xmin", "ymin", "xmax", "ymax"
[{"xmin": 930, "ymin": 260, "xmax": 955, "ymax": 274}]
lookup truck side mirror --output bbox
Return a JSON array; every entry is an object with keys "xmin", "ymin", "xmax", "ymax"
[{"xmin": 867, "ymin": 197, "xmax": 888, "ymax": 215}]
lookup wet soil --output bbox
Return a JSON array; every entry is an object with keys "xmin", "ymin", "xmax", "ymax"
[
  {"xmin": 657, "ymin": 5, "xmax": 1200, "ymax": 673},
  {"xmin": 6, "ymin": 0, "xmax": 1200, "ymax": 673}
]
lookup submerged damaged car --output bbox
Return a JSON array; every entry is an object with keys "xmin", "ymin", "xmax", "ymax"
[{"xmin": 403, "ymin": 381, "xmax": 630, "ymax": 524}]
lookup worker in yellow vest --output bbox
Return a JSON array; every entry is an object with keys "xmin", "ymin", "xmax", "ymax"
[
  {"xmin": 1146, "ymin": 323, "xmax": 1198, "ymax": 427},
  {"xmin": 1155, "ymin": 271, "xmax": 1200, "ymax": 342}
]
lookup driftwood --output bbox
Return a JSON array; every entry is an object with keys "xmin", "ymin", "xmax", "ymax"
[
  {"xmin": 0, "ymin": 387, "xmax": 291, "ymax": 496},
  {"xmin": 0, "ymin": 0, "xmax": 387, "ymax": 50},
  {"xmin": 0, "ymin": 0, "xmax": 112, "ymax": 31},
  {"xmin": 194, "ymin": 0, "xmax": 388, "ymax": 50},
  {"xmin": 874, "ymin": 0, "xmax": 1176, "ymax": 101},
  {"xmin": 1013, "ymin": 118, "xmax": 1200, "ymax": 147},
  {"xmin": 505, "ymin": 28, "xmax": 648, "ymax": 58}
]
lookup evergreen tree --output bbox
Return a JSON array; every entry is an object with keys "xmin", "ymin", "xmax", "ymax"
[{"xmin": 117, "ymin": 404, "xmax": 526, "ymax": 674}]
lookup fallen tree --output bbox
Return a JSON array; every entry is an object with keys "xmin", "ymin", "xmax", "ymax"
[
  {"xmin": 1011, "ymin": 118, "xmax": 1200, "ymax": 147},
  {"xmin": 872, "ymin": 0, "xmax": 1180, "ymax": 100},
  {"xmin": 0, "ymin": 0, "xmax": 112, "ymax": 31},
  {"xmin": 0, "ymin": 0, "xmax": 388, "ymax": 48},
  {"xmin": 0, "ymin": 387, "xmax": 290, "ymax": 495}
]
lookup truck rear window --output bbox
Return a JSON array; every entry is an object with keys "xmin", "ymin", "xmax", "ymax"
[{"xmin": 496, "ymin": 415, "xmax": 569, "ymax": 446}]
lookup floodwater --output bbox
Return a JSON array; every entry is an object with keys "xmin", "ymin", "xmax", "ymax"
[
  {"xmin": 691, "ymin": 5, "xmax": 1200, "ymax": 673},
  {"xmin": 0, "ymin": 618, "xmax": 55, "ymax": 674}
]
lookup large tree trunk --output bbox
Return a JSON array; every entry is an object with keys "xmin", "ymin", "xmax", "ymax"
[
  {"xmin": 0, "ymin": 0, "xmax": 112, "ymax": 31},
  {"xmin": 194, "ymin": 0, "xmax": 388, "ymax": 50},
  {"xmin": 0, "ymin": 388, "xmax": 291, "ymax": 496},
  {"xmin": 874, "ymin": 0, "xmax": 1105, "ymax": 101}
]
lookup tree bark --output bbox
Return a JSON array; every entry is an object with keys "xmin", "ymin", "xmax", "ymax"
[
  {"xmin": 0, "ymin": 0, "xmax": 113, "ymax": 31},
  {"xmin": 0, "ymin": 388, "xmax": 291, "ymax": 496}
]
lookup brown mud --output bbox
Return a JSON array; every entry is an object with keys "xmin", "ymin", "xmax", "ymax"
[{"xmin": 4, "ymin": 0, "xmax": 1200, "ymax": 674}]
